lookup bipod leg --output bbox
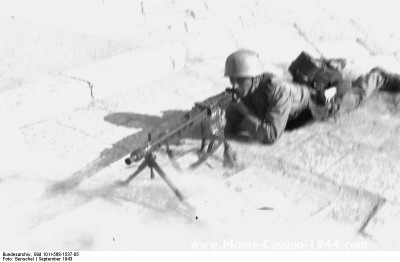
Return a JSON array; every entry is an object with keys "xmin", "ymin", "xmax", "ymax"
[
  {"xmin": 206, "ymin": 138, "xmax": 215, "ymax": 153},
  {"xmin": 150, "ymin": 158, "xmax": 184, "ymax": 201},
  {"xmin": 120, "ymin": 159, "xmax": 148, "ymax": 185},
  {"xmin": 166, "ymin": 143, "xmax": 182, "ymax": 171},
  {"xmin": 190, "ymin": 138, "xmax": 222, "ymax": 169},
  {"xmin": 150, "ymin": 166, "xmax": 155, "ymax": 179},
  {"xmin": 199, "ymin": 122, "xmax": 207, "ymax": 153}
]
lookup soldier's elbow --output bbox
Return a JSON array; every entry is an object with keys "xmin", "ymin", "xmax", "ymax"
[
  {"xmin": 260, "ymin": 136, "xmax": 278, "ymax": 145},
  {"xmin": 258, "ymin": 130, "xmax": 279, "ymax": 144}
]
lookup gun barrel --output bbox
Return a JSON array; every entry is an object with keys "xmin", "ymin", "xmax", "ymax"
[
  {"xmin": 125, "ymin": 147, "xmax": 147, "ymax": 165},
  {"xmin": 124, "ymin": 111, "xmax": 205, "ymax": 165},
  {"xmin": 125, "ymin": 158, "xmax": 132, "ymax": 165}
]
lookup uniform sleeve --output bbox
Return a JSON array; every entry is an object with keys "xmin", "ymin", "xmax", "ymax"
[
  {"xmin": 255, "ymin": 86, "xmax": 291, "ymax": 144},
  {"xmin": 309, "ymin": 80, "xmax": 365, "ymax": 120}
]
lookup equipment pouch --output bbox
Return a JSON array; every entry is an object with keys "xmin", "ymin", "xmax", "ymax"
[
  {"xmin": 289, "ymin": 51, "xmax": 343, "ymax": 92},
  {"xmin": 288, "ymin": 51, "xmax": 321, "ymax": 85}
]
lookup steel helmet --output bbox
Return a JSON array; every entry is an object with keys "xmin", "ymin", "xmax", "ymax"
[{"xmin": 224, "ymin": 49, "xmax": 264, "ymax": 78}]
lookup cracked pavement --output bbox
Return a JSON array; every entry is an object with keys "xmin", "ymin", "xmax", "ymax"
[{"xmin": 1, "ymin": 0, "xmax": 400, "ymax": 250}]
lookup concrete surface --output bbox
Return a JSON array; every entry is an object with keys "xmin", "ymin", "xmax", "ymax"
[{"xmin": 1, "ymin": 0, "xmax": 400, "ymax": 251}]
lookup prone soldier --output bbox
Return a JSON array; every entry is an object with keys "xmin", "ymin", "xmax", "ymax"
[{"xmin": 223, "ymin": 49, "xmax": 400, "ymax": 144}]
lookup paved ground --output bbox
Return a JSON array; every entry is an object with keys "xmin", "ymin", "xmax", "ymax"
[{"xmin": 1, "ymin": 0, "xmax": 400, "ymax": 251}]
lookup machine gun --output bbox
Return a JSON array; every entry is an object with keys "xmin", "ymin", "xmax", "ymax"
[{"xmin": 121, "ymin": 88, "xmax": 237, "ymax": 201}]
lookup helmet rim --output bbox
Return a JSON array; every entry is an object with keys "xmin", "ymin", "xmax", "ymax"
[{"xmin": 224, "ymin": 49, "xmax": 264, "ymax": 78}]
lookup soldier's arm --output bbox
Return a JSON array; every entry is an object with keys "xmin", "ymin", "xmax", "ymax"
[
  {"xmin": 237, "ymin": 87, "xmax": 291, "ymax": 144},
  {"xmin": 255, "ymin": 87, "xmax": 291, "ymax": 144}
]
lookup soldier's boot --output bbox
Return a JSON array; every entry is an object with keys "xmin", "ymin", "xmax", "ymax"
[{"xmin": 371, "ymin": 67, "xmax": 400, "ymax": 92}]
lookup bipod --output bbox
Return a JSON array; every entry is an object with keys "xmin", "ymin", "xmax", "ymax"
[{"xmin": 121, "ymin": 151, "xmax": 184, "ymax": 201}]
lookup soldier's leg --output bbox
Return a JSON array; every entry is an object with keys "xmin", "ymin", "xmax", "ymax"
[
  {"xmin": 351, "ymin": 68, "xmax": 386, "ymax": 100},
  {"xmin": 322, "ymin": 70, "xmax": 383, "ymax": 116},
  {"xmin": 331, "ymin": 71, "xmax": 382, "ymax": 114},
  {"xmin": 334, "ymin": 68, "xmax": 400, "ymax": 115},
  {"xmin": 367, "ymin": 67, "xmax": 400, "ymax": 92},
  {"xmin": 309, "ymin": 67, "xmax": 400, "ymax": 120}
]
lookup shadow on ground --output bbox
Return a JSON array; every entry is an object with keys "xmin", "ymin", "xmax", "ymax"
[
  {"xmin": 47, "ymin": 102, "xmax": 321, "ymax": 196},
  {"xmin": 42, "ymin": 110, "xmax": 203, "ymax": 226},
  {"xmin": 47, "ymin": 109, "xmax": 199, "ymax": 195},
  {"xmin": 285, "ymin": 108, "xmax": 315, "ymax": 131},
  {"xmin": 47, "ymin": 88, "xmax": 399, "ymax": 198}
]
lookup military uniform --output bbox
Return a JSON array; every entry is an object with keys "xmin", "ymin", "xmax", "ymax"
[
  {"xmin": 225, "ymin": 73, "xmax": 310, "ymax": 144},
  {"xmin": 309, "ymin": 67, "xmax": 398, "ymax": 120},
  {"xmin": 226, "ymin": 68, "xmax": 399, "ymax": 144},
  {"xmin": 223, "ymin": 49, "xmax": 400, "ymax": 144}
]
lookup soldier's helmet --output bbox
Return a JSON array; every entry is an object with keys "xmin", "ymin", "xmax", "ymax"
[{"xmin": 224, "ymin": 49, "xmax": 264, "ymax": 78}]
